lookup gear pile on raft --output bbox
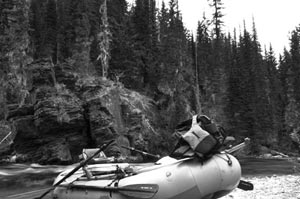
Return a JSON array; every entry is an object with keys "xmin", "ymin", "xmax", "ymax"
[{"xmin": 36, "ymin": 115, "xmax": 253, "ymax": 199}]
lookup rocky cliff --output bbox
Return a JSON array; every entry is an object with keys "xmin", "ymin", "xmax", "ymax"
[{"xmin": 1, "ymin": 59, "xmax": 159, "ymax": 164}]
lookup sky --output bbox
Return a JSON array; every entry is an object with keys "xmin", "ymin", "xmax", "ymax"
[
  {"xmin": 176, "ymin": 0, "xmax": 300, "ymax": 57},
  {"xmin": 128, "ymin": 0, "xmax": 300, "ymax": 58}
]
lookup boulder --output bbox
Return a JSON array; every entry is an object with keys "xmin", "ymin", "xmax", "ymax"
[
  {"xmin": 25, "ymin": 58, "xmax": 56, "ymax": 104},
  {"xmin": 80, "ymin": 78, "xmax": 120, "ymax": 147},
  {"xmin": 78, "ymin": 78, "xmax": 155, "ymax": 158},
  {"xmin": 3, "ymin": 85, "xmax": 89, "ymax": 163},
  {"xmin": 54, "ymin": 62, "xmax": 78, "ymax": 91},
  {"xmin": 32, "ymin": 86, "xmax": 56, "ymax": 102},
  {"xmin": 11, "ymin": 113, "xmax": 87, "ymax": 163},
  {"xmin": 34, "ymin": 93, "xmax": 85, "ymax": 135},
  {"xmin": 25, "ymin": 58, "xmax": 56, "ymax": 90},
  {"xmin": 31, "ymin": 91, "xmax": 89, "ymax": 163},
  {"xmin": 11, "ymin": 115, "xmax": 43, "ymax": 162},
  {"xmin": 37, "ymin": 138, "xmax": 72, "ymax": 164},
  {"xmin": 84, "ymin": 98, "xmax": 117, "ymax": 146},
  {"xmin": 119, "ymin": 92, "xmax": 151, "ymax": 153},
  {"xmin": 12, "ymin": 115, "xmax": 37, "ymax": 141},
  {"xmin": 66, "ymin": 132, "xmax": 90, "ymax": 161},
  {"xmin": 261, "ymin": 153, "xmax": 273, "ymax": 158},
  {"xmin": 6, "ymin": 104, "xmax": 34, "ymax": 120},
  {"xmin": 123, "ymin": 105, "xmax": 145, "ymax": 150},
  {"xmin": 290, "ymin": 131, "xmax": 300, "ymax": 145},
  {"xmin": 260, "ymin": 145, "xmax": 270, "ymax": 154}
]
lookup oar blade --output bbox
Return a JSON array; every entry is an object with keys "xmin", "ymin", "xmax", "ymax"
[
  {"xmin": 238, "ymin": 180, "xmax": 254, "ymax": 191},
  {"xmin": 119, "ymin": 184, "xmax": 159, "ymax": 199}
]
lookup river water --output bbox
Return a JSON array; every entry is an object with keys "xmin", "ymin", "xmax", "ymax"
[
  {"xmin": 0, "ymin": 157, "xmax": 299, "ymax": 198},
  {"xmin": 0, "ymin": 163, "xmax": 76, "ymax": 198}
]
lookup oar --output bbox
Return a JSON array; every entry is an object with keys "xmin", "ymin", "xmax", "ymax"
[
  {"xmin": 61, "ymin": 183, "xmax": 159, "ymax": 199},
  {"xmin": 224, "ymin": 138, "xmax": 250, "ymax": 154},
  {"xmin": 121, "ymin": 145, "xmax": 160, "ymax": 159},
  {"xmin": 34, "ymin": 140, "xmax": 114, "ymax": 199},
  {"xmin": 238, "ymin": 180, "xmax": 254, "ymax": 191}
]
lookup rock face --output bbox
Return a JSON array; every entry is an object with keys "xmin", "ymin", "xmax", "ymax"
[
  {"xmin": 2, "ymin": 59, "xmax": 156, "ymax": 164},
  {"xmin": 33, "ymin": 93, "xmax": 84, "ymax": 136},
  {"xmin": 0, "ymin": 121, "xmax": 13, "ymax": 156}
]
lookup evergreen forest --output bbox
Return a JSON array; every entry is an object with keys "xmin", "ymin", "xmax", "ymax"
[{"xmin": 1, "ymin": 0, "xmax": 300, "ymax": 160}]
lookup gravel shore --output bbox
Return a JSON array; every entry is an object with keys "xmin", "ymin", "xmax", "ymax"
[{"xmin": 223, "ymin": 175, "xmax": 300, "ymax": 199}]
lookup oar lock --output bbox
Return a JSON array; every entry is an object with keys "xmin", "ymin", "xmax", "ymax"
[{"xmin": 216, "ymin": 153, "xmax": 233, "ymax": 166}]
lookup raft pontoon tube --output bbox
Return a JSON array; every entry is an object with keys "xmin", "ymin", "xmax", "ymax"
[{"xmin": 52, "ymin": 153, "xmax": 241, "ymax": 199}]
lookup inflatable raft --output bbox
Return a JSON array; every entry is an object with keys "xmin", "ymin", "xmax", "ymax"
[
  {"xmin": 51, "ymin": 151, "xmax": 242, "ymax": 199},
  {"xmin": 45, "ymin": 115, "xmax": 253, "ymax": 199}
]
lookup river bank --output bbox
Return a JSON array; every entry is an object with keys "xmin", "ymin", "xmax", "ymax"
[{"xmin": 223, "ymin": 175, "xmax": 300, "ymax": 199}]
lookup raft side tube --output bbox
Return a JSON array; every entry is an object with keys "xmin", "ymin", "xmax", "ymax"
[
  {"xmin": 189, "ymin": 153, "xmax": 241, "ymax": 198},
  {"xmin": 52, "ymin": 154, "xmax": 241, "ymax": 199}
]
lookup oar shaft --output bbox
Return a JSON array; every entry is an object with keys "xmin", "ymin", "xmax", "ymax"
[
  {"xmin": 225, "ymin": 138, "xmax": 250, "ymax": 154},
  {"xmin": 35, "ymin": 140, "xmax": 114, "ymax": 199},
  {"xmin": 54, "ymin": 140, "xmax": 114, "ymax": 186},
  {"xmin": 61, "ymin": 184, "xmax": 157, "ymax": 193},
  {"xmin": 121, "ymin": 146, "xmax": 160, "ymax": 159}
]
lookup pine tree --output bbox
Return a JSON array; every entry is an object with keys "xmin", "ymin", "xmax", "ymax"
[
  {"xmin": 29, "ymin": 0, "xmax": 57, "ymax": 60},
  {"xmin": 44, "ymin": 0, "xmax": 57, "ymax": 61},
  {"xmin": 289, "ymin": 29, "xmax": 300, "ymax": 101},
  {"xmin": 158, "ymin": 1, "xmax": 168, "ymax": 44},
  {"xmin": 208, "ymin": 0, "xmax": 224, "ymax": 41},
  {"xmin": 278, "ymin": 49, "xmax": 291, "ymax": 115},
  {"xmin": 87, "ymin": 0, "xmax": 101, "ymax": 65},
  {"xmin": 200, "ymin": 0, "xmax": 226, "ymax": 122},
  {"xmin": 0, "ymin": 0, "xmax": 10, "ymax": 119},
  {"xmin": 195, "ymin": 15, "xmax": 212, "ymax": 117},
  {"xmin": 131, "ymin": 0, "xmax": 158, "ymax": 90},
  {"xmin": 29, "ymin": 0, "xmax": 46, "ymax": 59},
  {"xmin": 264, "ymin": 46, "xmax": 282, "ymax": 147},
  {"xmin": 69, "ymin": 0, "xmax": 91, "ymax": 74},
  {"xmin": 0, "ymin": 0, "xmax": 32, "ymax": 118},
  {"xmin": 196, "ymin": 14, "xmax": 211, "ymax": 84},
  {"xmin": 233, "ymin": 27, "xmax": 256, "ymax": 140},
  {"xmin": 278, "ymin": 49, "xmax": 295, "ymax": 149},
  {"xmin": 190, "ymin": 33, "xmax": 201, "ymax": 113},
  {"xmin": 251, "ymin": 21, "xmax": 274, "ymax": 148},
  {"xmin": 226, "ymin": 28, "xmax": 242, "ymax": 131},
  {"xmin": 226, "ymin": 22, "xmax": 276, "ymax": 151},
  {"xmin": 56, "ymin": 0, "xmax": 73, "ymax": 61},
  {"xmin": 106, "ymin": 0, "xmax": 132, "ymax": 80},
  {"xmin": 97, "ymin": 0, "xmax": 111, "ymax": 78},
  {"xmin": 155, "ymin": 0, "xmax": 195, "ymax": 129},
  {"xmin": 283, "ymin": 28, "xmax": 300, "ymax": 150}
]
